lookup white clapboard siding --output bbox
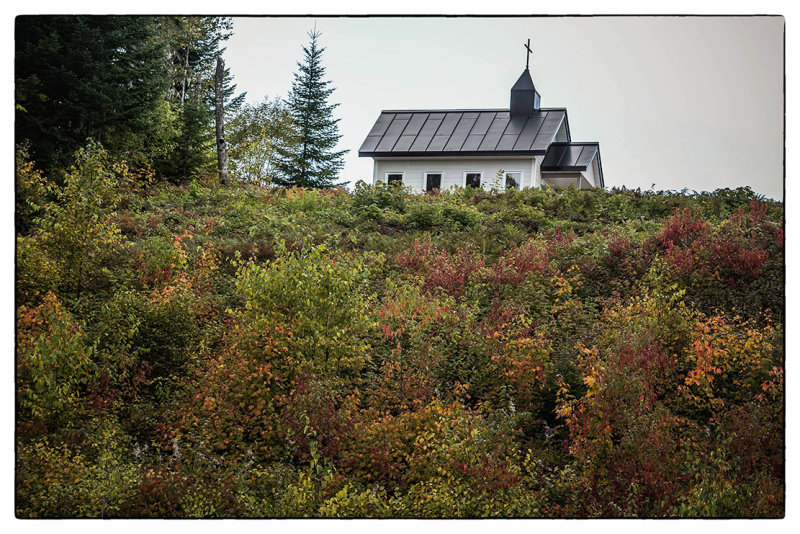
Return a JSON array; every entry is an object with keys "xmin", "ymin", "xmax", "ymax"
[{"xmin": 373, "ymin": 157, "xmax": 540, "ymax": 193}]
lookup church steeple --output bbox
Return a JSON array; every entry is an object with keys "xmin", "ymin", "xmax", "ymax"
[{"xmin": 510, "ymin": 39, "xmax": 541, "ymax": 116}]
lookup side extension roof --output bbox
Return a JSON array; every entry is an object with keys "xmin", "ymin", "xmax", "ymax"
[{"xmin": 540, "ymin": 142, "xmax": 604, "ymax": 187}]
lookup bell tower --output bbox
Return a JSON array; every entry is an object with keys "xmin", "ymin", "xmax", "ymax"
[{"xmin": 510, "ymin": 39, "xmax": 541, "ymax": 116}]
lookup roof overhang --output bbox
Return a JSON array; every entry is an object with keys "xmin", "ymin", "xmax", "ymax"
[{"xmin": 360, "ymin": 150, "xmax": 546, "ymax": 158}]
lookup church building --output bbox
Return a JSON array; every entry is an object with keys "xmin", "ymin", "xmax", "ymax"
[{"xmin": 358, "ymin": 40, "xmax": 604, "ymax": 192}]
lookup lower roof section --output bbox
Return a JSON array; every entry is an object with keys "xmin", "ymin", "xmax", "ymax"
[{"xmin": 541, "ymin": 142, "xmax": 604, "ymax": 187}]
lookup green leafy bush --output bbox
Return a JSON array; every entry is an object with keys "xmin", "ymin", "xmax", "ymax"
[{"xmin": 15, "ymin": 169, "xmax": 783, "ymax": 518}]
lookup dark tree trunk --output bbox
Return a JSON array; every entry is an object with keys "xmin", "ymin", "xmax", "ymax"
[{"xmin": 215, "ymin": 56, "xmax": 228, "ymax": 185}]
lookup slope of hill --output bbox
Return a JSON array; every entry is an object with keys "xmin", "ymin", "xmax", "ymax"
[{"xmin": 16, "ymin": 149, "xmax": 784, "ymax": 517}]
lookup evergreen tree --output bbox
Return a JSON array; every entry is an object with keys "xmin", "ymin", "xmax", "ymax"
[
  {"xmin": 155, "ymin": 16, "xmax": 245, "ymax": 182},
  {"xmin": 15, "ymin": 16, "xmax": 170, "ymax": 173},
  {"xmin": 275, "ymin": 27, "xmax": 347, "ymax": 188},
  {"xmin": 14, "ymin": 15, "xmax": 244, "ymax": 182}
]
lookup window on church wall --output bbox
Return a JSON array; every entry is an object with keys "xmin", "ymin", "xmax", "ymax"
[
  {"xmin": 505, "ymin": 171, "xmax": 522, "ymax": 190},
  {"xmin": 464, "ymin": 172, "xmax": 482, "ymax": 189},
  {"xmin": 386, "ymin": 172, "xmax": 404, "ymax": 186},
  {"xmin": 425, "ymin": 173, "xmax": 442, "ymax": 192}
]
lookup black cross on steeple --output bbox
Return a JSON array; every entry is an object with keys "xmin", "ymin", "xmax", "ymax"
[{"xmin": 524, "ymin": 39, "xmax": 533, "ymax": 70}]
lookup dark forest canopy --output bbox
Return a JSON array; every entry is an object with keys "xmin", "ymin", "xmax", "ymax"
[
  {"xmin": 14, "ymin": 16, "xmax": 344, "ymax": 187},
  {"xmin": 15, "ymin": 16, "xmax": 245, "ymax": 182}
]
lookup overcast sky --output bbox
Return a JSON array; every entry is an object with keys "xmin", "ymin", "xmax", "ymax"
[{"xmin": 222, "ymin": 16, "xmax": 783, "ymax": 199}]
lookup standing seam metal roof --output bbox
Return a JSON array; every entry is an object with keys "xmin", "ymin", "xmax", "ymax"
[
  {"xmin": 540, "ymin": 141, "xmax": 605, "ymax": 188},
  {"xmin": 358, "ymin": 108, "xmax": 568, "ymax": 157},
  {"xmin": 540, "ymin": 142, "xmax": 600, "ymax": 172}
]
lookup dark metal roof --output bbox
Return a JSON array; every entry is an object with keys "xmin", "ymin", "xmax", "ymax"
[
  {"xmin": 358, "ymin": 108, "xmax": 567, "ymax": 157},
  {"xmin": 541, "ymin": 142, "xmax": 604, "ymax": 187}
]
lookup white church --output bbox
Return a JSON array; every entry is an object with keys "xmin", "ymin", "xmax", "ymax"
[{"xmin": 358, "ymin": 41, "xmax": 604, "ymax": 192}]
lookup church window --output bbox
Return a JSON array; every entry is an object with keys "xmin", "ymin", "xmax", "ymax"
[
  {"xmin": 505, "ymin": 171, "xmax": 522, "ymax": 189},
  {"xmin": 464, "ymin": 172, "xmax": 482, "ymax": 188},
  {"xmin": 425, "ymin": 172, "xmax": 442, "ymax": 191},
  {"xmin": 386, "ymin": 172, "xmax": 404, "ymax": 185}
]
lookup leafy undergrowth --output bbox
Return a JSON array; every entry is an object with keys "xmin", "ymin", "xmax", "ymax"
[{"xmin": 16, "ymin": 146, "xmax": 784, "ymax": 517}]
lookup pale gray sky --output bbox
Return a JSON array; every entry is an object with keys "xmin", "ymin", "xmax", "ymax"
[{"xmin": 224, "ymin": 16, "xmax": 784, "ymax": 199}]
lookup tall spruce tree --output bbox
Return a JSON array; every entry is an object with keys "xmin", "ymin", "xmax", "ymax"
[
  {"xmin": 15, "ymin": 16, "xmax": 170, "ymax": 173},
  {"xmin": 15, "ymin": 16, "xmax": 244, "ymax": 182},
  {"xmin": 275, "ymin": 27, "xmax": 347, "ymax": 188}
]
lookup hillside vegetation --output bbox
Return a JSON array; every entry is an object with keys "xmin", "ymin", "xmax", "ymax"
[{"xmin": 16, "ymin": 145, "xmax": 784, "ymax": 517}]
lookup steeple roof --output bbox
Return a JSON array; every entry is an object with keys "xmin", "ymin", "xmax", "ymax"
[
  {"xmin": 510, "ymin": 68, "xmax": 541, "ymax": 116},
  {"xmin": 511, "ymin": 69, "xmax": 536, "ymax": 92}
]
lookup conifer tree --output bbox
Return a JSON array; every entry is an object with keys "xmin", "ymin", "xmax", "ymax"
[
  {"xmin": 15, "ymin": 16, "xmax": 170, "ymax": 173},
  {"xmin": 14, "ymin": 16, "xmax": 244, "ymax": 182},
  {"xmin": 156, "ymin": 16, "xmax": 245, "ymax": 182},
  {"xmin": 274, "ymin": 27, "xmax": 347, "ymax": 188}
]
